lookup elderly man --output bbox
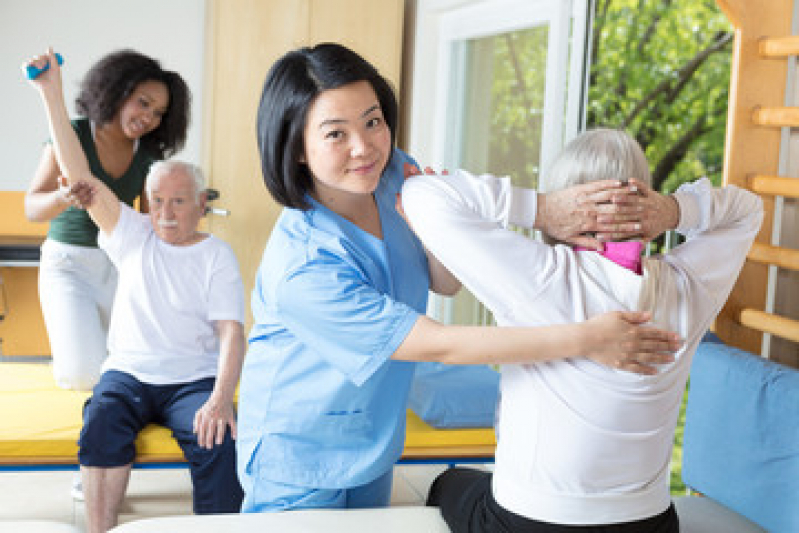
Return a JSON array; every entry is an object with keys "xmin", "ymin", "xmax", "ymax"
[{"xmin": 26, "ymin": 50, "xmax": 245, "ymax": 533}]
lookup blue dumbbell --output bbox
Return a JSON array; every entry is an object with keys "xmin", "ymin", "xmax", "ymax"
[{"xmin": 25, "ymin": 53, "xmax": 64, "ymax": 80}]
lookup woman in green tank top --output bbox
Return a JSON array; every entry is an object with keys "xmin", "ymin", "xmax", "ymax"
[{"xmin": 25, "ymin": 50, "xmax": 191, "ymax": 391}]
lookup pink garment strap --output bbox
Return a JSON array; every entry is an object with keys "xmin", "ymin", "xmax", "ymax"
[{"xmin": 575, "ymin": 241, "xmax": 644, "ymax": 274}]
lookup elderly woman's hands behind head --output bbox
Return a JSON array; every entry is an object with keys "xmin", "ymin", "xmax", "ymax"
[
  {"xmin": 595, "ymin": 178, "xmax": 680, "ymax": 242},
  {"xmin": 537, "ymin": 179, "xmax": 643, "ymax": 250},
  {"xmin": 539, "ymin": 178, "xmax": 681, "ymax": 247}
]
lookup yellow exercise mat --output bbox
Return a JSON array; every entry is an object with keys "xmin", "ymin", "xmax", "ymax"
[
  {"xmin": 403, "ymin": 410, "xmax": 496, "ymax": 459},
  {"xmin": 0, "ymin": 363, "xmax": 494, "ymax": 465},
  {"xmin": 0, "ymin": 363, "xmax": 181, "ymax": 465},
  {"xmin": 0, "ymin": 363, "xmax": 87, "ymax": 461}
]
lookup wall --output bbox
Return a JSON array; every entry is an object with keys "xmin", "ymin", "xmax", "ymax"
[{"xmin": 0, "ymin": 0, "xmax": 207, "ymax": 193}]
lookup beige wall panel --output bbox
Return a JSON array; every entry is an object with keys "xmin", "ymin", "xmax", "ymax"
[
  {"xmin": 308, "ymin": 0, "xmax": 405, "ymax": 90},
  {"xmin": 204, "ymin": 0, "xmax": 311, "ymax": 325},
  {"xmin": 204, "ymin": 0, "xmax": 406, "ymax": 328}
]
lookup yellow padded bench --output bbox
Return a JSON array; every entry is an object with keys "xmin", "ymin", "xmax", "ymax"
[{"xmin": 0, "ymin": 363, "xmax": 495, "ymax": 468}]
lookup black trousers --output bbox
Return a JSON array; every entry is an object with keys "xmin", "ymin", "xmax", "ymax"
[{"xmin": 427, "ymin": 468, "xmax": 680, "ymax": 533}]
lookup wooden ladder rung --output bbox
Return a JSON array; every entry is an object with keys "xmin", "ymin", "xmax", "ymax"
[
  {"xmin": 752, "ymin": 106, "xmax": 799, "ymax": 128},
  {"xmin": 750, "ymin": 174, "xmax": 799, "ymax": 199},
  {"xmin": 739, "ymin": 308, "xmax": 799, "ymax": 344},
  {"xmin": 748, "ymin": 242, "xmax": 799, "ymax": 271},
  {"xmin": 759, "ymin": 36, "xmax": 799, "ymax": 58}
]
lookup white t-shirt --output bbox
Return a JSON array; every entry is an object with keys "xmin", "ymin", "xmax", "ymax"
[
  {"xmin": 402, "ymin": 171, "xmax": 762, "ymax": 525},
  {"xmin": 98, "ymin": 204, "xmax": 244, "ymax": 385}
]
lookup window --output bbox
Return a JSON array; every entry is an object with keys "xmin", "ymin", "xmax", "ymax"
[{"xmin": 407, "ymin": 0, "xmax": 591, "ymax": 324}]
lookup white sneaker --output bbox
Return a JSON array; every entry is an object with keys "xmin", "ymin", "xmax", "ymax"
[{"xmin": 71, "ymin": 473, "xmax": 85, "ymax": 501}]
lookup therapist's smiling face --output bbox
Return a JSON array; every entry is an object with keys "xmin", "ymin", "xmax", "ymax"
[{"xmin": 302, "ymin": 80, "xmax": 391, "ymax": 205}]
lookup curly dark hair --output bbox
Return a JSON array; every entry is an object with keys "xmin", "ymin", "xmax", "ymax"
[{"xmin": 75, "ymin": 49, "xmax": 191, "ymax": 159}]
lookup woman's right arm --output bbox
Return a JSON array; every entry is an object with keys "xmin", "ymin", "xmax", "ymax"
[{"xmin": 393, "ymin": 312, "xmax": 679, "ymax": 375}]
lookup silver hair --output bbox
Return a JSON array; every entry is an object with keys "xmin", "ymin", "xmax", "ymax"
[
  {"xmin": 145, "ymin": 160, "xmax": 206, "ymax": 203},
  {"xmin": 539, "ymin": 128, "xmax": 651, "ymax": 194}
]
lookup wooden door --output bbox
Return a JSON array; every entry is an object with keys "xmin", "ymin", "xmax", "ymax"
[{"xmin": 203, "ymin": 0, "xmax": 405, "ymax": 326}]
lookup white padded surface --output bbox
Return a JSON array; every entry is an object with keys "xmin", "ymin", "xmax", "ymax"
[
  {"xmin": 109, "ymin": 506, "xmax": 449, "ymax": 533},
  {"xmin": 0, "ymin": 521, "xmax": 81, "ymax": 533},
  {"xmin": 675, "ymin": 496, "xmax": 766, "ymax": 533}
]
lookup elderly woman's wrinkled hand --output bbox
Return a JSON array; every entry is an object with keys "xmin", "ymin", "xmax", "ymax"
[
  {"xmin": 538, "ymin": 179, "xmax": 643, "ymax": 250},
  {"xmin": 606, "ymin": 178, "xmax": 680, "ymax": 242}
]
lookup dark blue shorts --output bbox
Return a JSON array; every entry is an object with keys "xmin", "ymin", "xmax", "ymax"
[{"xmin": 78, "ymin": 370, "xmax": 243, "ymax": 513}]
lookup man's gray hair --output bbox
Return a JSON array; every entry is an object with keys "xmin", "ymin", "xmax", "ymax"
[
  {"xmin": 539, "ymin": 128, "xmax": 651, "ymax": 194},
  {"xmin": 145, "ymin": 160, "xmax": 206, "ymax": 203}
]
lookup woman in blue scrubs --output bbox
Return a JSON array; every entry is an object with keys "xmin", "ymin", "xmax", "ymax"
[{"xmin": 237, "ymin": 43, "xmax": 682, "ymax": 513}]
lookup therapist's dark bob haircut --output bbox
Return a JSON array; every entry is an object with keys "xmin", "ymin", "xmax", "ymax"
[{"xmin": 256, "ymin": 42, "xmax": 399, "ymax": 210}]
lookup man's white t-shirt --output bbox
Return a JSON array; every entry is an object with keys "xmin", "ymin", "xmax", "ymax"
[{"xmin": 98, "ymin": 204, "xmax": 244, "ymax": 385}]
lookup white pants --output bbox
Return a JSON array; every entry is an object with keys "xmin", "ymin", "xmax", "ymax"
[{"xmin": 38, "ymin": 239, "xmax": 117, "ymax": 390}]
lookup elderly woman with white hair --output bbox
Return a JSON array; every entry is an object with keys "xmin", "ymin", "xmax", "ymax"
[{"xmin": 400, "ymin": 128, "xmax": 763, "ymax": 533}]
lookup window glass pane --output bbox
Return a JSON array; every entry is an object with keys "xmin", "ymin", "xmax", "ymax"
[
  {"xmin": 445, "ymin": 26, "xmax": 550, "ymax": 326},
  {"xmin": 459, "ymin": 26, "xmax": 549, "ymax": 189}
]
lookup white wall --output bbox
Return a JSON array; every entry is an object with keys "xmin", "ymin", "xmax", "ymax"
[{"xmin": 0, "ymin": 0, "xmax": 206, "ymax": 192}]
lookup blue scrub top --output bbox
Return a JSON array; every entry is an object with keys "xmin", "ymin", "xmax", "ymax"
[{"xmin": 237, "ymin": 148, "xmax": 430, "ymax": 489}]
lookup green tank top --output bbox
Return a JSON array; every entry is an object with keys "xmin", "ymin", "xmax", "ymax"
[{"xmin": 48, "ymin": 118, "xmax": 157, "ymax": 247}]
